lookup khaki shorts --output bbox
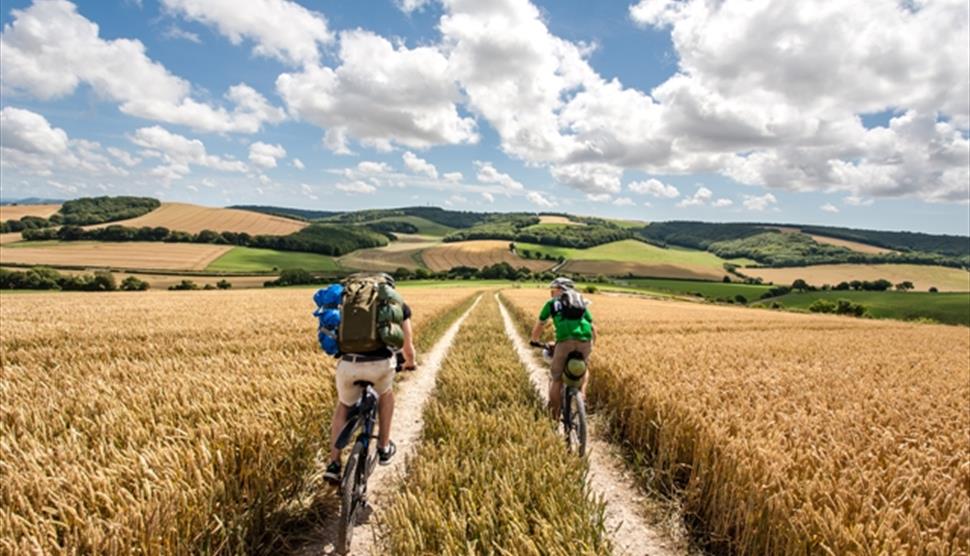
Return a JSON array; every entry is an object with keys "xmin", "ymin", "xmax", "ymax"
[
  {"xmin": 335, "ymin": 357, "xmax": 395, "ymax": 406},
  {"xmin": 550, "ymin": 340, "xmax": 592, "ymax": 381}
]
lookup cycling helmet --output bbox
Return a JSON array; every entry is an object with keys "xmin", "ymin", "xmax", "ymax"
[{"xmin": 548, "ymin": 277, "xmax": 575, "ymax": 290}]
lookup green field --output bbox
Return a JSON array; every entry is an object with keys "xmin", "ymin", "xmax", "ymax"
[
  {"xmin": 616, "ymin": 277, "xmax": 773, "ymax": 299},
  {"xmin": 757, "ymin": 291, "xmax": 970, "ymax": 326},
  {"xmin": 1, "ymin": 240, "xmax": 61, "ymax": 248},
  {"xmin": 206, "ymin": 247, "xmax": 340, "ymax": 272},
  {"xmin": 519, "ymin": 240, "xmax": 755, "ymax": 268},
  {"xmin": 371, "ymin": 215, "xmax": 455, "ymax": 237}
]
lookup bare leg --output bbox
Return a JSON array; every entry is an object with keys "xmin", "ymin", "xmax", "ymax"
[
  {"xmin": 548, "ymin": 379, "xmax": 563, "ymax": 421},
  {"xmin": 330, "ymin": 403, "xmax": 351, "ymax": 462},
  {"xmin": 377, "ymin": 390, "xmax": 395, "ymax": 450}
]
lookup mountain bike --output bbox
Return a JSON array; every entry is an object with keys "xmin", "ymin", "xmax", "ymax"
[
  {"xmin": 333, "ymin": 379, "xmax": 381, "ymax": 554},
  {"xmin": 531, "ymin": 341, "xmax": 587, "ymax": 457},
  {"xmin": 332, "ymin": 355, "xmax": 407, "ymax": 553}
]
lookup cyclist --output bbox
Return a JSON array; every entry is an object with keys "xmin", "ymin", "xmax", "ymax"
[
  {"xmin": 323, "ymin": 293, "xmax": 416, "ymax": 485},
  {"xmin": 529, "ymin": 277, "xmax": 595, "ymax": 419}
]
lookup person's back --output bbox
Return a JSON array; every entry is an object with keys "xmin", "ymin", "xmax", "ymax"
[
  {"xmin": 530, "ymin": 278, "xmax": 594, "ymax": 418},
  {"xmin": 318, "ymin": 273, "xmax": 416, "ymax": 484}
]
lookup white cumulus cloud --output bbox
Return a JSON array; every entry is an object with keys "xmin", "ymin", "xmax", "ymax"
[
  {"xmin": 1, "ymin": 1, "xmax": 286, "ymax": 134},
  {"xmin": 357, "ymin": 161, "xmax": 392, "ymax": 174},
  {"xmin": 402, "ymin": 151, "xmax": 438, "ymax": 179},
  {"xmin": 475, "ymin": 161, "xmax": 524, "ymax": 191},
  {"xmin": 443, "ymin": 171, "xmax": 463, "ymax": 183},
  {"xmin": 130, "ymin": 125, "xmax": 247, "ymax": 180},
  {"xmin": 527, "ymin": 191, "xmax": 555, "ymax": 208},
  {"xmin": 821, "ymin": 203, "xmax": 840, "ymax": 213},
  {"xmin": 1, "ymin": 106, "xmax": 128, "ymax": 178},
  {"xmin": 248, "ymin": 142, "xmax": 286, "ymax": 169},
  {"xmin": 676, "ymin": 186, "xmax": 713, "ymax": 207},
  {"xmin": 628, "ymin": 178, "xmax": 680, "ymax": 198},
  {"xmin": 336, "ymin": 180, "xmax": 377, "ymax": 194},
  {"xmin": 742, "ymin": 192, "xmax": 778, "ymax": 211},
  {"xmin": 712, "ymin": 198, "xmax": 734, "ymax": 208},
  {"xmin": 277, "ymin": 29, "xmax": 477, "ymax": 152},
  {"xmin": 160, "ymin": 0, "xmax": 333, "ymax": 66}
]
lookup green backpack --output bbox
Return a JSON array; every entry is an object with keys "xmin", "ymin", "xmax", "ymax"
[{"xmin": 338, "ymin": 272, "xmax": 405, "ymax": 353}]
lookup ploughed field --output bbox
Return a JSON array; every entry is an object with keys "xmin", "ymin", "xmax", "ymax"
[
  {"xmin": 0, "ymin": 287, "xmax": 479, "ymax": 555},
  {"xmin": 86, "ymin": 202, "xmax": 307, "ymax": 236},
  {"xmin": 502, "ymin": 289, "xmax": 970, "ymax": 555},
  {"xmin": 421, "ymin": 240, "xmax": 555, "ymax": 272},
  {"xmin": 338, "ymin": 234, "xmax": 439, "ymax": 272},
  {"xmin": 0, "ymin": 241, "xmax": 234, "ymax": 271}
]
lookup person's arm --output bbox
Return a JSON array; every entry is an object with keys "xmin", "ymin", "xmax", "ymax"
[
  {"xmin": 402, "ymin": 318, "xmax": 416, "ymax": 369},
  {"xmin": 531, "ymin": 300, "xmax": 552, "ymax": 343},
  {"xmin": 530, "ymin": 320, "xmax": 546, "ymax": 343}
]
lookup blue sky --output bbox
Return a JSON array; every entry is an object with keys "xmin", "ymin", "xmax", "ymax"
[{"xmin": 1, "ymin": 0, "xmax": 968, "ymax": 235}]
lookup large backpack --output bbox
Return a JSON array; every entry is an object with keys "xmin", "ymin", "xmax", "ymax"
[
  {"xmin": 338, "ymin": 273, "xmax": 405, "ymax": 353},
  {"xmin": 554, "ymin": 289, "xmax": 588, "ymax": 320}
]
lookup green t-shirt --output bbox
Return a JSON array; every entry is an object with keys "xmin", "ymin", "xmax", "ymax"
[{"xmin": 539, "ymin": 298, "xmax": 593, "ymax": 342}]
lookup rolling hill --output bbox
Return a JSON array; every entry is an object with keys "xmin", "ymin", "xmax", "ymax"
[
  {"xmin": 90, "ymin": 202, "xmax": 307, "ymax": 235},
  {"xmin": 0, "ymin": 204, "xmax": 61, "ymax": 221}
]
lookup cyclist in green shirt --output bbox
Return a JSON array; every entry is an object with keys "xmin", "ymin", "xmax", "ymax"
[{"xmin": 530, "ymin": 277, "xmax": 595, "ymax": 419}]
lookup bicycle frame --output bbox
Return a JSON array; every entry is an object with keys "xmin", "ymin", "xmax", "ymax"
[{"xmin": 335, "ymin": 382, "xmax": 381, "ymax": 554}]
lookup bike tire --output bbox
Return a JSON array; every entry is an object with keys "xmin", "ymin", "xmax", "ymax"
[
  {"xmin": 337, "ymin": 440, "xmax": 366, "ymax": 554},
  {"xmin": 564, "ymin": 389, "xmax": 588, "ymax": 457}
]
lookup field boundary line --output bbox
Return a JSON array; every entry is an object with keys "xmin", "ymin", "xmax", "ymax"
[
  {"xmin": 293, "ymin": 294, "xmax": 482, "ymax": 556},
  {"xmin": 496, "ymin": 293, "xmax": 684, "ymax": 556}
]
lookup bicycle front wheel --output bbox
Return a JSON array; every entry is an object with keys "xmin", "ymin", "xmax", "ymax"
[
  {"xmin": 564, "ymin": 389, "xmax": 587, "ymax": 457},
  {"xmin": 337, "ymin": 440, "xmax": 366, "ymax": 554}
]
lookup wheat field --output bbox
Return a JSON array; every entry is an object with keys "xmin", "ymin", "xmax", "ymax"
[
  {"xmin": 0, "ymin": 287, "xmax": 478, "ymax": 555},
  {"xmin": 87, "ymin": 203, "xmax": 307, "ymax": 236},
  {"xmin": 383, "ymin": 295, "xmax": 610, "ymax": 554},
  {"xmin": 503, "ymin": 289, "xmax": 970, "ymax": 555},
  {"xmin": 0, "ymin": 205, "xmax": 61, "ymax": 221},
  {"xmin": 0, "ymin": 241, "xmax": 234, "ymax": 271}
]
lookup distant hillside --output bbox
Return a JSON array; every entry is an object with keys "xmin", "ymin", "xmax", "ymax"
[
  {"xmin": 797, "ymin": 224, "xmax": 969, "ymax": 257},
  {"xmin": 232, "ymin": 205, "xmax": 343, "ymax": 221},
  {"xmin": 0, "ymin": 197, "xmax": 66, "ymax": 205},
  {"xmin": 327, "ymin": 206, "xmax": 490, "ymax": 229},
  {"xmin": 639, "ymin": 221, "xmax": 969, "ymax": 268},
  {"xmin": 93, "ymin": 203, "xmax": 307, "ymax": 235}
]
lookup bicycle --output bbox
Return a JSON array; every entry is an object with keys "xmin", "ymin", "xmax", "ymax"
[
  {"xmin": 332, "ymin": 378, "xmax": 380, "ymax": 554},
  {"xmin": 332, "ymin": 355, "xmax": 408, "ymax": 553},
  {"xmin": 530, "ymin": 341, "xmax": 587, "ymax": 457}
]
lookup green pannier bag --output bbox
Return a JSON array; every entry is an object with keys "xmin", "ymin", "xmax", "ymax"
[
  {"xmin": 563, "ymin": 351, "xmax": 587, "ymax": 387},
  {"xmin": 338, "ymin": 272, "xmax": 403, "ymax": 353}
]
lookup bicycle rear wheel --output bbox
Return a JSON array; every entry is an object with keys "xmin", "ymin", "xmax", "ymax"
[
  {"xmin": 564, "ymin": 389, "xmax": 587, "ymax": 457},
  {"xmin": 337, "ymin": 440, "xmax": 366, "ymax": 554}
]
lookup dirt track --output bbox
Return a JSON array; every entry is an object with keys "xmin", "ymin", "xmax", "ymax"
[{"xmin": 497, "ymin": 294, "xmax": 695, "ymax": 556}]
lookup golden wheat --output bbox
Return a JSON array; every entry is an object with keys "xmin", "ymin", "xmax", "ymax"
[
  {"xmin": 382, "ymin": 295, "xmax": 610, "ymax": 555},
  {"xmin": 502, "ymin": 288, "xmax": 970, "ymax": 555},
  {"xmin": 0, "ymin": 286, "xmax": 477, "ymax": 555}
]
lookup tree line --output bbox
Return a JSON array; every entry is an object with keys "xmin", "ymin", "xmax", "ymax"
[
  {"xmin": 1, "ymin": 196, "xmax": 159, "ymax": 232},
  {"xmin": 22, "ymin": 222, "xmax": 389, "ymax": 257}
]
